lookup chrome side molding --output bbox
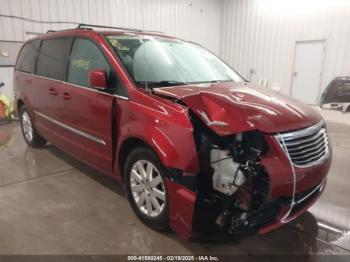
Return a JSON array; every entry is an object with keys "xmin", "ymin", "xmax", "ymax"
[{"xmin": 34, "ymin": 111, "xmax": 106, "ymax": 146}]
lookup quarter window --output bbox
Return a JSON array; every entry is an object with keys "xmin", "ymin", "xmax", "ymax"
[
  {"xmin": 36, "ymin": 38, "xmax": 72, "ymax": 80},
  {"xmin": 16, "ymin": 40, "xmax": 40, "ymax": 74}
]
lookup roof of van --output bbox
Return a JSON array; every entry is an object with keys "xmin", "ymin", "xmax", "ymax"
[{"xmin": 33, "ymin": 24, "xmax": 177, "ymax": 41}]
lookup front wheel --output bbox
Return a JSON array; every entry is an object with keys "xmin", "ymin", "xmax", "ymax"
[{"xmin": 124, "ymin": 147, "xmax": 169, "ymax": 230}]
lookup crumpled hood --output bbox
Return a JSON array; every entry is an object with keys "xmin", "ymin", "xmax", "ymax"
[{"xmin": 153, "ymin": 82, "xmax": 322, "ymax": 135}]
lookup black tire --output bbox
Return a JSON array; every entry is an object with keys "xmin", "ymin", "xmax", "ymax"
[
  {"xmin": 20, "ymin": 106, "xmax": 46, "ymax": 148},
  {"xmin": 124, "ymin": 147, "xmax": 169, "ymax": 230}
]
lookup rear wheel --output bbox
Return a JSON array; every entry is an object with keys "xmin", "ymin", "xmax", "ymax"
[
  {"xmin": 20, "ymin": 106, "xmax": 46, "ymax": 148},
  {"xmin": 124, "ymin": 147, "xmax": 169, "ymax": 230}
]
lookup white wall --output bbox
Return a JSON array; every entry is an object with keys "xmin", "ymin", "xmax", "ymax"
[
  {"xmin": 0, "ymin": 0, "xmax": 222, "ymax": 100},
  {"xmin": 220, "ymin": 0, "xmax": 350, "ymax": 100},
  {"xmin": 3, "ymin": 0, "xmax": 350, "ymax": 104}
]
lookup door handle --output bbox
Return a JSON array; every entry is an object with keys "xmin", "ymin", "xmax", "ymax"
[
  {"xmin": 62, "ymin": 92, "xmax": 71, "ymax": 100},
  {"xmin": 49, "ymin": 88, "xmax": 58, "ymax": 95}
]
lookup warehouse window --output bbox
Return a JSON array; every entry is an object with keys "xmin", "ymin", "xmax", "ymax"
[
  {"xmin": 15, "ymin": 40, "xmax": 40, "ymax": 74},
  {"xmin": 36, "ymin": 38, "xmax": 72, "ymax": 81}
]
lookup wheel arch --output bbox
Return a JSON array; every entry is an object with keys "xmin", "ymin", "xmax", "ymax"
[
  {"xmin": 117, "ymin": 128, "xmax": 186, "ymax": 181},
  {"xmin": 118, "ymin": 137, "xmax": 151, "ymax": 181},
  {"xmin": 16, "ymin": 98, "xmax": 25, "ymax": 112}
]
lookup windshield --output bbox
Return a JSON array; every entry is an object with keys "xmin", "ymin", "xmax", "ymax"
[{"xmin": 106, "ymin": 35, "xmax": 243, "ymax": 87}]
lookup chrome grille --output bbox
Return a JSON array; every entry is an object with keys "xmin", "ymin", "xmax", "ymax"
[{"xmin": 276, "ymin": 121, "xmax": 329, "ymax": 167}]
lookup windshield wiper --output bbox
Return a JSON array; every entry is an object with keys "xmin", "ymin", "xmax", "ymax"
[
  {"xmin": 207, "ymin": 80, "xmax": 234, "ymax": 83},
  {"xmin": 135, "ymin": 80, "xmax": 187, "ymax": 87},
  {"xmin": 135, "ymin": 80, "xmax": 235, "ymax": 88},
  {"xmin": 186, "ymin": 80, "xmax": 234, "ymax": 84}
]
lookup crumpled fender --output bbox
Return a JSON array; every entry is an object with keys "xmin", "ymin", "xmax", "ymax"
[
  {"xmin": 117, "ymin": 99, "xmax": 200, "ymax": 173},
  {"xmin": 143, "ymin": 124, "xmax": 197, "ymax": 171}
]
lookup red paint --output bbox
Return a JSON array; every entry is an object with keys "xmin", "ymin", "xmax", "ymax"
[
  {"xmin": 259, "ymin": 179, "xmax": 326, "ymax": 235},
  {"xmin": 153, "ymin": 82, "xmax": 322, "ymax": 134},
  {"xmin": 14, "ymin": 28, "xmax": 331, "ymax": 240},
  {"xmin": 260, "ymin": 135, "xmax": 331, "ymax": 199},
  {"xmin": 165, "ymin": 178, "xmax": 197, "ymax": 240}
]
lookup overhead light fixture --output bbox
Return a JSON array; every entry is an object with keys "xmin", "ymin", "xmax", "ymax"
[{"xmin": 0, "ymin": 50, "xmax": 9, "ymax": 57}]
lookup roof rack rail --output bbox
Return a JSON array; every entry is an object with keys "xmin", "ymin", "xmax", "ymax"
[
  {"xmin": 46, "ymin": 30, "xmax": 57, "ymax": 33},
  {"xmin": 143, "ymin": 30, "xmax": 164, "ymax": 34},
  {"xmin": 76, "ymin": 23, "xmax": 164, "ymax": 34},
  {"xmin": 77, "ymin": 23, "xmax": 142, "ymax": 32}
]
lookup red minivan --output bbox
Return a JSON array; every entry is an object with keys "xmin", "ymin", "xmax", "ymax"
[{"xmin": 14, "ymin": 24, "xmax": 331, "ymax": 240}]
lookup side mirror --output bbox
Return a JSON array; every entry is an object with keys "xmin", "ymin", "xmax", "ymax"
[{"xmin": 89, "ymin": 69, "xmax": 107, "ymax": 90}]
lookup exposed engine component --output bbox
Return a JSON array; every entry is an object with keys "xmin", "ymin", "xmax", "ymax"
[
  {"xmin": 190, "ymin": 110, "xmax": 273, "ymax": 236},
  {"xmin": 210, "ymin": 148, "xmax": 245, "ymax": 196}
]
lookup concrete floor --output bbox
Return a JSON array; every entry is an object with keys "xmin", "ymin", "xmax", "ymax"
[{"xmin": 0, "ymin": 120, "xmax": 349, "ymax": 256}]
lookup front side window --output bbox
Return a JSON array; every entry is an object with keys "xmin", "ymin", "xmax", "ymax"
[
  {"xmin": 36, "ymin": 38, "xmax": 72, "ymax": 80},
  {"xmin": 67, "ymin": 38, "xmax": 111, "ymax": 88},
  {"xmin": 106, "ymin": 35, "xmax": 243, "ymax": 88},
  {"xmin": 67, "ymin": 38, "xmax": 118, "ymax": 90},
  {"xmin": 16, "ymin": 40, "xmax": 40, "ymax": 74}
]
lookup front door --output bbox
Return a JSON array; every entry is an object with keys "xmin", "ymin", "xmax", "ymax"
[
  {"xmin": 291, "ymin": 40, "xmax": 325, "ymax": 105},
  {"xmin": 58, "ymin": 38, "xmax": 117, "ymax": 174}
]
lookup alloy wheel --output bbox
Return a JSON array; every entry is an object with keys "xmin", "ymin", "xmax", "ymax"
[
  {"xmin": 22, "ymin": 111, "xmax": 33, "ymax": 142},
  {"xmin": 130, "ymin": 160, "xmax": 166, "ymax": 217}
]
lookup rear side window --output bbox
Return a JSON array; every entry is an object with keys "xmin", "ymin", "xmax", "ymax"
[
  {"xmin": 16, "ymin": 40, "xmax": 40, "ymax": 73},
  {"xmin": 36, "ymin": 38, "xmax": 72, "ymax": 81}
]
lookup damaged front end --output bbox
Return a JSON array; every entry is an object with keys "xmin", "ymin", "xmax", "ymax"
[
  {"xmin": 190, "ymin": 110, "xmax": 273, "ymax": 238},
  {"xmin": 186, "ymin": 110, "xmax": 326, "ymax": 240},
  {"xmin": 152, "ymin": 83, "xmax": 330, "ymax": 240}
]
